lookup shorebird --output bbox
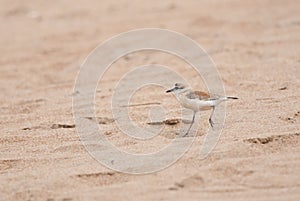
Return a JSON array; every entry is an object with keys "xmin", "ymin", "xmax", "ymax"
[{"xmin": 166, "ymin": 83, "xmax": 238, "ymax": 136}]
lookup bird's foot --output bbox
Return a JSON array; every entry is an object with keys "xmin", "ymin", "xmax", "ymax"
[
  {"xmin": 183, "ymin": 132, "xmax": 189, "ymax": 137},
  {"xmin": 209, "ymin": 118, "xmax": 214, "ymax": 128}
]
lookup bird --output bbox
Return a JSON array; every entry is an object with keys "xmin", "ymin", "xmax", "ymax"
[{"xmin": 166, "ymin": 83, "xmax": 238, "ymax": 136}]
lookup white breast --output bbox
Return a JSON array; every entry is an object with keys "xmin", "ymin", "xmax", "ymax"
[{"xmin": 177, "ymin": 95, "xmax": 212, "ymax": 111}]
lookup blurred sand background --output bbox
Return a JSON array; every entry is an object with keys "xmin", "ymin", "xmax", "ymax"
[{"xmin": 0, "ymin": 0, "xmax": 300, "ymax": 200}]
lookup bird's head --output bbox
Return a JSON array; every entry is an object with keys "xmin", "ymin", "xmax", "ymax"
[{"xmin": 166, "ymin": 83, "xmax": 188, "ymax": 93}]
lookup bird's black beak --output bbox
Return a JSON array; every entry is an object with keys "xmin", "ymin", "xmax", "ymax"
[{"xmin": 166, "ymin": 88, "xmax": 174, "ymax": 93}]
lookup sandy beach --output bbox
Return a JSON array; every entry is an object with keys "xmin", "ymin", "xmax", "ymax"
[{"xmin": 0, "ymin": 0, "xmax": 299, "ymax": 200}]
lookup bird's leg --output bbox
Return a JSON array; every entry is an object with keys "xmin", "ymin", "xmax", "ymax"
[
  {"xmin": 184, "ymin": 111, "xmax": 196, "ymax": 137},
  {"xmin": 209, "ymin": 106, "xmax": 215, "ymax": 127}
]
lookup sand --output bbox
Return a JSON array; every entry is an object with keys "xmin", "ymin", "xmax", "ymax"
[{"xmin": 0, "ymin": 0, "xmax": 300, "ymax": 200}]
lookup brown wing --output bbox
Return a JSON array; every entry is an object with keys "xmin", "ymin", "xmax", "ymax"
[{"xmin": 186, "ymin": 91, "xmax": 211, "ymax": 100}]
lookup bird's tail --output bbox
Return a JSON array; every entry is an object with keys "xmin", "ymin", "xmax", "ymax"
[{"xmin": 227, "ymin": 96, "xmax": 238, "ymax": 100}]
